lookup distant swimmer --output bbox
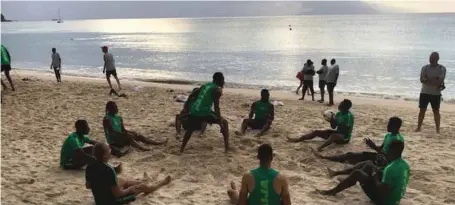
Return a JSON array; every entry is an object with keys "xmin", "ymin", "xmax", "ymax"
[
  {"xmin": 103, "ymin": 101, "xmax": 167, "ymax": 152},
  {"xmin": 50, "ymin": 48, "xmax": 62, "ymax": 83},
  {"xmin": 101, "ymin": 46, "xmax": 121, "ymax": 91},
  {"xmin": 416, "ymin": 52, "xmax": 446, "ymax": 133},
  {"xmin": 1, "ymin": 44, "xmax": 15, "ymax": 91},
  {"xmin": 86, "ymin": 142, "xmax": 172, "ymax": 205},
  {"xmin": 180, "ymin": 72, "xmax": 230, "ymax": 153},
  {"xmin": 316, "ymin": 140, "xmax": 410, "ymax": 205},
  {"xmin": 235, "ymin": 89, "xmax": 274, "ymax": 137},
  {"xmin": 175, "ymin": 87, "xmax": 207, "ymax": 137},
  {"xmin": 316, "ymin": 59, "xmax": 329, "ymax": 103},
  {"xmin": 287, "ymin": 99, "xmax": 354, "ymax": 151},
  {"xmin": 299, "ymin": 59, "xmax": 315, "ymax": 101},
  {"xmin": 326, "ymin": 59, "xmax": 339, "ymax": 106},
  {"xmin": 314, "ymin": 117, "xmax": 403, "ymax": 165},
  {"xmin": 226, "ymin": 144, "xmax": 291, "ymax": 205}
]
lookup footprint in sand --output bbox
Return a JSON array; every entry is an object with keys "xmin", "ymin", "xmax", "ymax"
[{"xmin": 180, "ymin": 189, "xmax": 196, "ymax": 197}]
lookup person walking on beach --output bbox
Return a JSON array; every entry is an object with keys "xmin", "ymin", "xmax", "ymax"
[
  {"xmin": 316, "ymin": 140, "xmax": 410, "ymax": 205},
  {"xmin": 86, "ymin": 142, "xmax": 172, "ymax": 205},
  {"xmin": 287, "ymin": 99, "xmax": 354, "ymax": 151},
  {"xmin": 316, "ymin": 59, "xmax": 329, "ymax": 103},
  {"xmin": 235, "ymin": 89, "xmax": 274, "ymax": 137},
  {"xmin": 1, "ymin": 44, "xmax": 15, "ymax": 91},
  {"xmin": 50, "ymin": 48, "xmax": 62, "ymax": 83},
  {"xmin": 102, "ymin": 46, "xmax": 121, "ymax": 91},
  {"xmin": 180, "ymin": 72, "xmax": 230, "ymax": 153},
  {"xmin": 299, "ymin": 59, "xmax": 315, "ymax": 101},
  {"xmin": 326, "ymin": 59, "xmax": 339, "ymax": 106},
  {"xmin": 226, "ymin": 144, "xmax": 291, "ymax": 205},
  {"xmin": 416, "ymin": 52, "xmax": 446, "ymax": 134},
  {"xmin": 103, "ymin": 101, "xmax": 167, "ymax": 152}
]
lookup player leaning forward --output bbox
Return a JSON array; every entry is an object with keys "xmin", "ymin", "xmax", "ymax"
[{"xmin": 179, "ymin": 72, "xmax": 230, "ymax": 153}]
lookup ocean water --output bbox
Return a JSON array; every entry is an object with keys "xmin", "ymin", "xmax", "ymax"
[{"xmin": 1, "ymin": 14, "xmax": 454, "ymax": 99}]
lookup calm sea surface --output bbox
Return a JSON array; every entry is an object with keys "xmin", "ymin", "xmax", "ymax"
[{"xmin": 2, "ymin": 14, "xmax": 454, "ymax": 99}]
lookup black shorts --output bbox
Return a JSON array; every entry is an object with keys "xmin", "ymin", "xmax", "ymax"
[
  {"xmin": 181, "ymin": 114, "xmax": 203, "ymax": 131},
  {"xmin": 1, "ymin": 64, "xmax": 11, "ymax": 72},
  {"xmin": 106, "ymin": 70, "xmax": 118, "ymax": 77},
  {"xmin": 186, "ymin": 112, "xmax": 220, "ymax": 131},
  {"xmin": 110, "ymin": 132, "xmax": 132, "ymax": 147},
  {"xmin": 326, "ymin": 83, "xmax": 336, "ymax": 92},
  {"xmin": 319, "ymin": 80, "xmax": 326, "ymax": 90},
  {"xmin": 303, "ymin": 80, "xmax": 313, "ymax": 88},
  {"xmin": 419, "ymin": 93, "xmax": 441, "ymax": 110},
  {"xmin": 247, "ymin": 119, "xmax": 269, "ymax": 129}
]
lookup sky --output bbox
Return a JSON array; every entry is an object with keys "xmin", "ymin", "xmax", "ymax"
[{"xmin": 1, "ymin": 1, "xmax": 455, "ymax": 21}]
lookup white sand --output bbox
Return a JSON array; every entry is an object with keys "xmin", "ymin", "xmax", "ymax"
[{"xmin": 2, "ymin": 70, "xmax": 455, "ymax": 205}]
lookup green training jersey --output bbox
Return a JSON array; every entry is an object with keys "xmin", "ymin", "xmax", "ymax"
[
  {"xmin": 60, "ymin": 132, "xmax": 91, "ymax": 167},
  {"xmin": 254, "ymin": 101, "xmax": 272, "ymax": 120},
  {"xmin": 382, "ymin": 133, "xmax": 404, "ymax": 154},
  {"xmin": 247, "ymin": 167, "xmax": 281, "ymax": 205},
  {"xmin": 335, "ymin": 111, "xmax": 354, "ymax": 142},
  {"xmin": 382, "ymin": 158, "xmax": 410, "ymax": 205},
  {"xmin": 1, "ymin": 45, "xmax": 10, "ymax": 65},
  {"xmin": 190, "ymin": 82, "xmax": 218, "ymax": 116},
  {"xmin": 104, "ymin": 114, "xmax": 122, "ymax": 144}
]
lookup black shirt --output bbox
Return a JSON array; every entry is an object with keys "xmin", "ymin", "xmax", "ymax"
[{"xmin": 85, "ymin": 161, "xmax": 135, "ymax": 205}]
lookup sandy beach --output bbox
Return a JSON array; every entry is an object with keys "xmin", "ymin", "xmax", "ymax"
[{"xmin": 2, "ymin": 70, "xmax": 455, "ymax": 205}]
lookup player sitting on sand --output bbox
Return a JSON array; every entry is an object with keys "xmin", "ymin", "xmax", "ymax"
[
  {"xmin": 287, "ymin": 99, "xmax": 354, "ymax": 151},
  {"xmin": 235, "ymin": 89, "xmax": 274, "ymax": 137},
  {"xmin": 316, "ymin": 140, "xmax": 410, "ymax": 205},
  {"xmin": 60, "ymin": 119, "xmax": 103, "ymax": 170},
  {"xmin": 86, "ymin": 143, "xmax": 172, "ymax": 205},
  {"xmin": 227, "ymin": 144, "xmax": 291, "ymax": 205},
  {"xmin": 180, "ymin": 72, "xmax": 230, "ymax": 153},
  {"xmin": 175, "ymin": 87, "xmax": 207, "ymax": 136},
  {"xmin": 313, "ymin": 117, "xmax": 403, "ymax": 165},
  {"xmin": 103, "ymin": 101, "xmax": 167, "ymax": 152}
]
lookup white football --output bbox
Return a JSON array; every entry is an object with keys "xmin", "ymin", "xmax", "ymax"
[{"xmin": 323, "ymin": 110, "xmax": 335, "ymax": 122}]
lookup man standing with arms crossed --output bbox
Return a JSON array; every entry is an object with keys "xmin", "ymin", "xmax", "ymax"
[
  {"xmin": 50, "ymin": 48, "xmax": 62, "ymax": 83},
  {"xmin": 326, "ymin": 59, "xmax": 339, "ymax": 106},
  {"xmin": 102, "ymin": 46, "xmax": 121, "ymax": 91},
  {"xmin": 416, "ymin": 52, "xmax": 446, "ymax": 133}
]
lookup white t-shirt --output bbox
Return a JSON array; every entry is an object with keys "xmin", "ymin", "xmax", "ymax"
[
  {"xmin": 51, "ymin": 52, "xmax": 61, "ymax": 67},
  {"xmin": 420, "ymin": 64, "xmax": 446, "ymax": 95},
  {"xmin": 326, "ymin": 64, "xmax": 340, "ymax": 83},
  {"xmin": 104, "ymin": 53, "xmax": 116, "ymax": 71},
  {"xmin": 301, "ymin": 64, "xmax": 315, "ymax": 81},
  {"xmin": 318, "ymin": 65, "xmax": 329, "ymax": 81}
]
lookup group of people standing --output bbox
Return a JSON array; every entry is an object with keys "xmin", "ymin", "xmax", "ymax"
[{"xmin": 296, "ymin": 58, "xmax": 339, "ymax": 106}]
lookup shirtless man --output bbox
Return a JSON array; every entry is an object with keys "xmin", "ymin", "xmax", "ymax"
[
  {"xmin": 86, "ymin": 143, "xmax": 171, "ymax": 205},
  {"xmin": 416, "ymin": 52, "xmax": 446, "ymax": 133},
  {"xmin": 227, "ymin": 144, "xmax": 291, "ymax": 205},
  {"xmin": 316, "ymin": 140, "xmax": 410, "ymax": 205},
  {"xmin": 180, "ymin": 72, "xmax": 230, "ymax": 153},
  {"xmin": 235, "ymin": 89, "xmax": 274, "ymax": 137},
  {"xmin": 287, "ymin": 99, "xmax": 354, "ymax": 151},
  {"xmin": 175, "ymin": 87, "xmax": 207, "ymax": 136},
  {"xmin": 313, "ymin": 117, "xmax": 403, "ymax": 165},
  {"xmin": 103, "ymin": 101, "xmax": 167, "ymax": 151},
  {"xmin": 102, "ymin": 46, "xmax": 121, "ymax": 91}
]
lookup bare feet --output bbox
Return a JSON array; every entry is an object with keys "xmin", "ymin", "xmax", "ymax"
[
  {"xmin": 317, "ymin": 100, "xmax": 324, "ymax": 103},
  {"xmin": 316, "ymin": 189, "xmax": 335, "ymax": 196},
  {"xmin": 311, "ymin": 148, "xmax": 323, "ymax": 158},
  {"xmin": 298, "ymin": 98, "xmax": 304, "ymax": 100},
  {"xmin": 286, "ymin": 136, "xmax": 300, "ymax": 143},
  {"xmin": 234, "ymin": 131, "xmax": 244, "ymax": 136},
  {"xmin": 230, "ymin": 181, "xmax": 237, "ymax": 190},
  {"xmin": 327, "ymin": 168, "xmax": 337, "ymax": 178},
  {"xmin": 162, "ymin": 175, "xmax": 172, "ymax": 185},
  {"xmin": 414, "ymin": 128, "xmax": 421, "ymax": 132}
]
